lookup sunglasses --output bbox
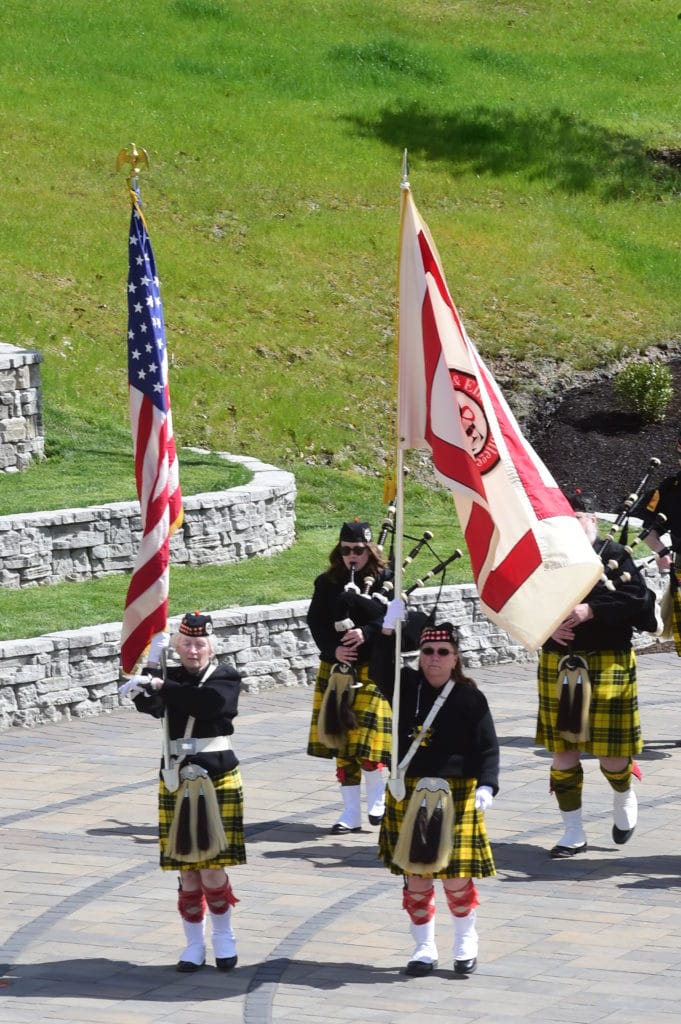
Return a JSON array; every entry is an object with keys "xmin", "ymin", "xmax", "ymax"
[
  {"xmin": 340, "ymin": 544, "xmax": 366, "ymax": 556},
  {"xmin": 420, "ymin": 646, "xmax": 455, "ymax": 657}
]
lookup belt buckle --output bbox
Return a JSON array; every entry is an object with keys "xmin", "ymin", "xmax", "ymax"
[{"xmin": 179, "ymin": 738, "xmax": 197, "ymax": 754}]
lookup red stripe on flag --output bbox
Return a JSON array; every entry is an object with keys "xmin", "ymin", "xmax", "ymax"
[
  {"xmin": 422, "ymin": 289, "xmax": 486, "ymax": 500},
  {"xmin": 123, "ymin": 542, "xmax": 169, "ymax": 606},
  {"xmin": 480, "ymin": 530, "xmax": 543, "ymax": 613},
  {"xmin": 464, "ymin": 502, "xmax": 495, "ymax": 575}
]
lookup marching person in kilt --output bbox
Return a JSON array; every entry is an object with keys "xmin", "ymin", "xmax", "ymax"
[
  {"xmin": 374, "ymin": 606, "xmax": 499, "ymax": 977},
  {"xmin": 119, "ymin": 612, "xmax": 245, "ymax": 973},
  {"xmin": 537, "ymin": 491, "xmax": 652, "ymax": 859},
  {"xmin": 306, "ymin": 519, "xmax": 392, "ymax": 833}
]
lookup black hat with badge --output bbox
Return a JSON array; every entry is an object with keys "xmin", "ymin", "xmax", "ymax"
[
  {"xmin": 179, "ymin": 610, "xmax": 213, "ymax": 636},
  {"xmin": 339, "ymin": 519, "xmax": 372, "ymax": 544}
]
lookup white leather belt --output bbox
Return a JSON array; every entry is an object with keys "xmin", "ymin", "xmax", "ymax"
[{"xmin": 169, "ymin": 736, "xmax": 232, "ymax": 756}]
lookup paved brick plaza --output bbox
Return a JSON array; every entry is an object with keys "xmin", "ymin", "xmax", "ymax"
[{"xmin": 2, "ymin": 650, "xmax": 681, "ymax": 1024}]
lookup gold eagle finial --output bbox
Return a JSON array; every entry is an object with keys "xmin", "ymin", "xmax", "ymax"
[{"xmin": 116, "ymin": 142, "xmax": 149, "ymax": 176}]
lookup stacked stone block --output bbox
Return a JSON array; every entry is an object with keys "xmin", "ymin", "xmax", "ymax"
[{"xmin": 0, "ymin": 343, "xmax": 44, "ymax": 473}]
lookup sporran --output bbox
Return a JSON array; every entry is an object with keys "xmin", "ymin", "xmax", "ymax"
[
  {"xmin": 316, "ymin": 663, "xmax": 360, "ymax": 748},
  {"xmin": 166, "ymin": 764, "xmax": 228, "ymax": 863},
  {"xmin": 555, "ymin": 654, "xmax": 592, "ymax": 744},
  {"xmin": 392, "ymin": 777, "xmax": 454, "ymax": 874}
]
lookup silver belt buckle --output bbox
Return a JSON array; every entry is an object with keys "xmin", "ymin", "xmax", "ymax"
[
  {"xmin": 179, "ymin": 738, "xmax": 197, "ymax": 754},
  {"xmin": 180, "ymin": 763, "xmax": 208, "ymax": 782}
]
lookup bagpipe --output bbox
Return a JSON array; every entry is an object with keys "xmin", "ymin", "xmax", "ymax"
[
  {"xmin": 589, "ymin": 456, "xmax": 665, "ymax": 634},
  {"xmin": 373, "ymin": 507, "xmax": 462, "ymax": 650},
  {"xmin": 332, "ymin": 508, "xmax": 462, "ymax": 649},
  {"xmin": 320, "ymin": 508, "xmax": 463, "ymax": 748},
  {"xmin": 594, "ymin": 456, "xmax": 661, "ymax": 587}
]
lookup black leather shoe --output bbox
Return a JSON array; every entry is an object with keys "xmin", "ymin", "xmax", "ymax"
[
  {"xmin": 612, "ymin": 824, "xmax": 635, "ymax": 845},
  {"xmin": 454, "ymin": 957, "xmax": 477, "ymax": 976},
  {"xmin": 549, "ymin": 841, "xmax": 587, "ymax": 859},
  {"xmin": 405, "ymin": 958, "xmax": 437, "ymax": 976},
  {"xmin": 330, "ymin": 822, "xmax": 362, "ymax": 834},
  {"xmin": 176, "ymin": 959, "xmax": 205, "ymax": 973},
  {"xmin": 216, "ymin": 955, "xmax": 238, "ymax": 971},
  {"xmin": 368, "ymin": 813, "xmax": 383, "ymax": 826}
]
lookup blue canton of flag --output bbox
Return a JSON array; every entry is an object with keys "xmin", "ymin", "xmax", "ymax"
[{"xmin": 128, "ymin": 203, "xmax": 169, "ymax": 414}]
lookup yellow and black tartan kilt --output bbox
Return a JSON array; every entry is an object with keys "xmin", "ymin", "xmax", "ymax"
[
  {"xmin": 536, "ymin": 649, "xmax": 643, "ymax": 757},
  {"xmin": 158, "ymin": 766, "xmax": 246, "ymax": 871},
  {"xmin": 306, "ymin": 660, "xmax": 392, "ymax": 765},
  {"xmin": 378, "ymin": 776, "xmax": 495, "ymax": 880},
  {"xmin": 670, "ymin": 571, "xmax": 681, "ymax": 657}
]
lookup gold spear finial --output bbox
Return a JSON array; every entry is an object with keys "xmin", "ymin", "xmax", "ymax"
[{"xmin": 116, "ymin": 143, "xmax": 150, "ymax": 221}]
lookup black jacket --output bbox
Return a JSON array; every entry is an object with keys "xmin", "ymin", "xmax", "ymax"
[
  {"xmin": 133, "ymin": 660, "xmax": 241, "ymax": 776},
  {"xmin": 542, "ymin": 538, "xmax": 655, "ymax": 653},
  {"xmin": 307, "ymin": 569, "xmax": 386, "ymax": 664},
  {"xmin": 372, "ymin": 634, "xmax": 499, "ymax": 794},
  {"xmin": 642, "ymin": 472, "xmax": 681, "ymax": 551}
]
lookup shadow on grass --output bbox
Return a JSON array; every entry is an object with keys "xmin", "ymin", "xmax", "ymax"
[{"xmin": 346, "ymin": 103, "xmax": 679, "ymax": 199}]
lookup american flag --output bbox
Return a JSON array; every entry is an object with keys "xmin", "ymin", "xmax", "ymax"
[
  {"xmin": 120, "ymin": 188, "xmax": 183, "ymax": 674},
  {"xmin": 397, "ymin": 183, "xmax": 602, "ymax": 651}
]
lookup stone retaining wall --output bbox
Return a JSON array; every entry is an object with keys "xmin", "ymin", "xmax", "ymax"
[
  {"xmin": 0, "ymin": 343, "xmax": 44, "ymax": 473},
  {"xmin": 0, "ymin": 560, "xmax": 666, "ymax": 731},
  {"xmin": 0, "ymin": 453, "xmax": 296, "ymax": 588},
  {"xmin": 0, "ymin": 584, "xmax": 538, "ymax": 730}
]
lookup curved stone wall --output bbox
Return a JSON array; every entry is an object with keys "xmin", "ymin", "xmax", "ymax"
[{"xmin": 0, "ymin": 452, "xmax": 296, "ymax": 588}]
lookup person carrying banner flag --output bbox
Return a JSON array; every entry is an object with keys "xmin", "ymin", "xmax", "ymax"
[
  {"xmin": 374, "ymin": 606, "xmax": 499, "ymax": 977},
  {"xmin": 380, "ymin": 160, "xmax": 605, "ymax": 909}
]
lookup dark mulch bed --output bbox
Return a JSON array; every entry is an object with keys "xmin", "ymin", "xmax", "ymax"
[{"xmin": 530, "ymin": 360, "xmax": 681, "ymax": 515}]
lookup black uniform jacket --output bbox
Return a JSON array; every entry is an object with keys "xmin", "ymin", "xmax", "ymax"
[
  {"xmin": 307, "ymin": 568, "xmax": 385, "ymax": 664},
  {"xmin": 133, "ymin": 661, "xmax": 241, "ymax": 777},
  {"xmin": 542, "ymin": 538, "xmax": 655, "ymax": 654},
  {"xmin": 642, "ymin": 472, "xmax": 681, "ymax": 551},
  {"xmin": 372, "ymin": 634, "xmax": 499, "ymax": 795}
]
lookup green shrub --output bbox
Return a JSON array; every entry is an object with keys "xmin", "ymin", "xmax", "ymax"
[{"xmin": 614, "ymin": 363, "xmax": 674, "ymax": 423}]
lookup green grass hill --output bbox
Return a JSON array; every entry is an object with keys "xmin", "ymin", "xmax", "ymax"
[{"xmin": 0, "ymin": 0, "xmax": 679, "ymax": 638}]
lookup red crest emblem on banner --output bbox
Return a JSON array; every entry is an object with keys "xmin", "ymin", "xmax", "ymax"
[{"xmin": 450, "ymin": 369, "xmax": 499, "ymax": 475}]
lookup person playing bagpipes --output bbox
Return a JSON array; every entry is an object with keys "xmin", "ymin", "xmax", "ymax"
[
  {"xmin": 373, "ymin": 604, "xmax": 499, "ymax": 977},
  {"xmin": 306, "ymin": 518, "xmax": 393, "ymax": 833},
  {"xmin": 536, "ymin": 490, "xmax": 655, "ymax": 859},
  {"xmin": 640, "ymin": 425, "xmax": 681, "ymax": 653},
  {"xmin": 118, "ymin": 612, "xmax": 244, "ymax": 973}
]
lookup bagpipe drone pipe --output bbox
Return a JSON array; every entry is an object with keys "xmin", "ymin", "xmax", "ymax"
[
  {"xmin": 369, "ymin": 503, "xmax": 463, "ymax": 652},
  {"xmin": 591, "ymin": 457, "xmax": 666, "ymax": 635},
  {"xmin": 600, "ymin": 455, "xmax": 661, "ymax": 554}
]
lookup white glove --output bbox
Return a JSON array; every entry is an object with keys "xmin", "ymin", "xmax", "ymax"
[
  {"xmin": 148, "ymin": 631, "xmax": 170, "ymax": 665},
  {"xmin": 118, "ymin": 674, "xmax": 149, "ymax": 699},
  {"xmin": 474, "ymin": 785, "xmax": 494, "ymax": 811},
  {"xmin": 382, "ymin": 597, "xmax": 406, "ymax": 631}
]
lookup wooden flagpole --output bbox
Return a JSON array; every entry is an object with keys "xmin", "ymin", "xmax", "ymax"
[{"xmin": 387, "ymin": 151, "xmax": 410, "ymax": 798}]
